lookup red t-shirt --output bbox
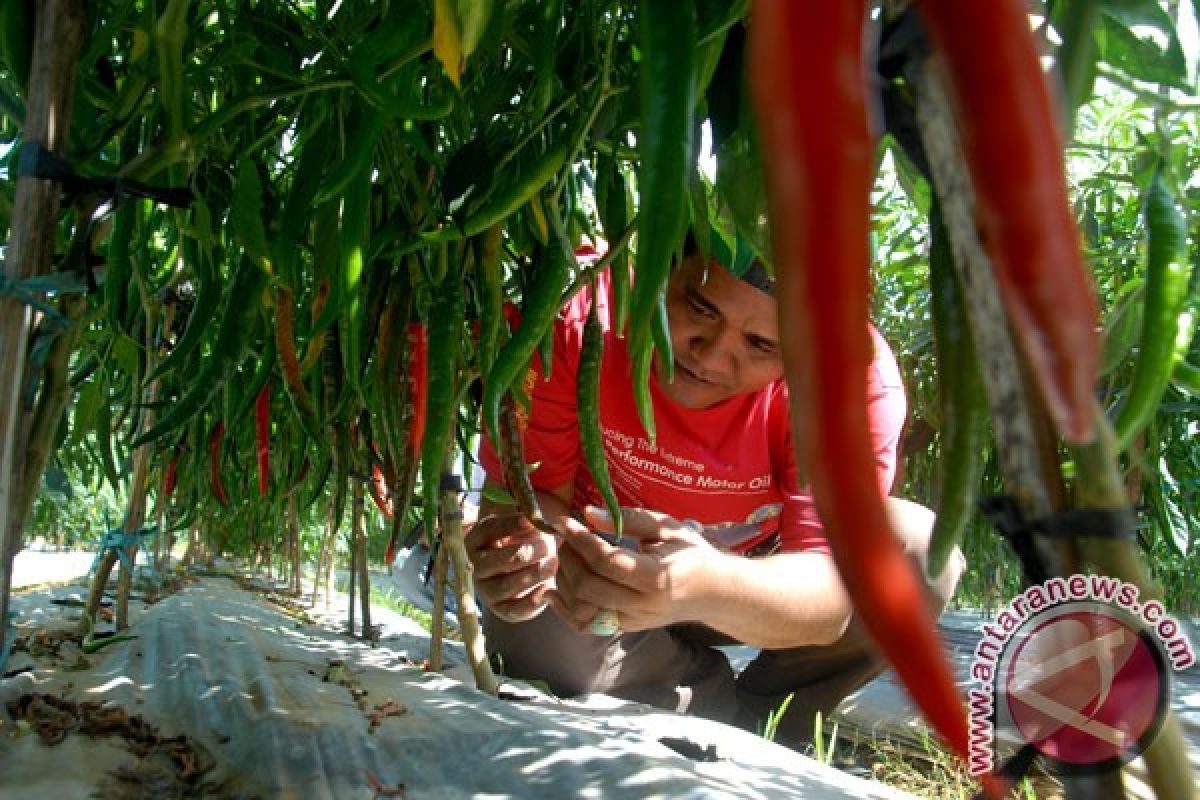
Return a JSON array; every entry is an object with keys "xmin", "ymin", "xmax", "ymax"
[{"xmin": 479, "ymin": 271, "xmax": 907, "ymax": 556}]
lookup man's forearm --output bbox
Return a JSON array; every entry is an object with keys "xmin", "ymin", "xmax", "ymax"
[{"xmin": 690, "ymin": 551, "xmax": 853, "ymax": 650}]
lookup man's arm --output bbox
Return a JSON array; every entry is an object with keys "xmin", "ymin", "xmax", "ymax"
[{"xmin": 688, "ymin": 550, "xmax": 852, "ymax": 649}]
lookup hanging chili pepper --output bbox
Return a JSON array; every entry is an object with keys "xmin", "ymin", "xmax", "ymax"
[
  {"xmin": 476, "ymin": 225, "xmax": 505, "ymax": 378},
  {"xmin": 163, "ymin": 455, "xmax": 178, "ymax": 499},
  {"xmin": 209, "ymin": 419, "xmax": 230, "ymax": 507},
  {"xmin": 482, "ymin": 234, "xmax": 570, "ymax": 449},
  {"xmin": 274, "ymin": 285, "xmax": 324, "ymax": 443},
  {"xmin": 370, "ymin": 462, "xmax": 393, "ymax": 520},
  {"xmin": 629, "ymin": 0, "xmax": 696, "ymax": 442},
  {"xmin": 408, "ymin": 322, "xmax": 429, "ymax": 453},
  {"xmin": 749, "ymin": 0, "xmax": 974, "ymax": 773},
  {"xmin": 914, "ymin": 0, "xmax": 1100, "ymax": 444},
  {"xmin": 420, "ymin": 277, "xmax": 464, "ymax": 542},
  {"xmin": 578, "ymin": 294, "xmax": 622, "ymax": 537},
  {"xmin": 135, "ymin": 255, "xmax": 266, "ymax": 446},
  {"xmin": 927, "ymin": 206, "xmax": 988, "ymax": 577},
  {"xmin": 1113, "ymin": 168, "xmax": 1194, "ymax": 450},
  {"xmin": 255, "ymin": 382, "xmax": 271, "ymax": 497}
]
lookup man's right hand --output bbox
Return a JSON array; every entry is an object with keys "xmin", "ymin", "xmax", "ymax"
[{"xmin": 466, "ymin": 511, "xmax": 559, "ymax": 623}]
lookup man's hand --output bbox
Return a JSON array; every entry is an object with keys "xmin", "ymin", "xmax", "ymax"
[
  {"xmin": 465, "ymin": 512, "xmax": 558, "ymax": 623},
  {"xmin": 552, "ymin": 506, "xmax": 722, "ymax": 633}
]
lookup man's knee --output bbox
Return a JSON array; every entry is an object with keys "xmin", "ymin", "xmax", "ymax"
[{"xmin": 884, "ymin": 496, "xmax": 965, "ymax": 615}]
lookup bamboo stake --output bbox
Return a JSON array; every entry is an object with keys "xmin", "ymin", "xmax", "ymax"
[
  {"xmin": 440, "ymin": 461, "xmax": 498, "ymax": 695},
  {"xmin": 429, "ymin": 541, "xmax": 448, "ymax": 671},
  {"xmin": 0, "ymin": 0, "xmax": 87, "ymax": 668},
  {"xmin": 355, "ymin": 484, "xmax": 371, "ymax": 639}
]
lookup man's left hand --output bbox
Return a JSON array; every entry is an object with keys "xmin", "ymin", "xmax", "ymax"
[{"xmin": 551, "ymin": 506, "xmax": 721, "ymax": 633}]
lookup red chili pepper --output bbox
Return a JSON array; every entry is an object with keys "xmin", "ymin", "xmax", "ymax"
[
  {"xmin": 749, "ymin": 0, "xmax": 975, "ymax": 773},
  {"xmin": 163, "ymin": 456, "xmax": 178, "ymax": 498},
  {"xmin": 914, "ymin": 0, "xmax": 1100, "ymax": 444},
  {"xmin": 407, "ymin": 323, "xmax": 428, "ymax": 453},
  {"xmin": 370, "ymin": 462, "xmax": 394, "ymax": 520},
  {"xmin": 209, "ymin": 420, "xmax": 229, "ymax": 506},
  {"xmin": 255, "ymin": 383, "xmax": 271, "ymax": 496}
]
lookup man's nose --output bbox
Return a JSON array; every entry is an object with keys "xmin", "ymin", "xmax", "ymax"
[{"xmin": 690, "ymin": 324, "xmax": 738, "ymax": 371}]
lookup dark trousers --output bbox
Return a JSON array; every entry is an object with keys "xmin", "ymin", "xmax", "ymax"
[{"xmin": 482, "ymin": 498, "xmax": 965, "ymax": 747}]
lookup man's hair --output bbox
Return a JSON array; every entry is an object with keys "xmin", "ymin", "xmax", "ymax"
[{"xmin": 682, "ymin": 232, "xmax": 775, "ymax": 296}]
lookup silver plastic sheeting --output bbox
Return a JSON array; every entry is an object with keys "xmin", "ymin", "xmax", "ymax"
[{"xmin": 1, "ymin": 576, "xmax": 915, "ymax": 799}]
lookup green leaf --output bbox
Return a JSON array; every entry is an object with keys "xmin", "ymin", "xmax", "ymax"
[
  {"xmin": 1096, "ymin": 0, "xmax": 1190, "ymax": 90},
  {"xmin": 1158, "ymin": 458, "xmax": 1192, "ymax": 556}
]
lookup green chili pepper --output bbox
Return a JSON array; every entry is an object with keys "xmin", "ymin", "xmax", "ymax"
[
  {"xmin": 652, "ymin": 292, "xmax": 673, "ymax": 384},
  {"xmin": 475, "ymin": 224, "xmax": 505, "ymax": 378},
  {"xmin": 338, "ymin": 160, "xmax": 373, "ymax": 398},
  {"xmin": 578, "ymin": 295, "xmax": 622, "ymax": 537},
  {"xmin": 230, "ymin": 159, "xmax": 273, "ymax": 275},
  {"xmin": 629, "ymin": 0, "xmax": 696, "ymax": 440},
  {"xmin": 1171, "ymin": 359, "xmax": 1200, "ymax": 396},
  {"xmin": 309, "ymin": 201, "xmax": 344, "ymax": 337},
  {"xmin": 1114, "ymin": 169, "xmax": 1194, "ymax": 450},
  {"xmin": 427, "ymin": 141, "xmax": 570, "ymax": 244},
  {"xmin": 314, "ymin": 106, "xmax": 386, "ymax": 207},
  {"xmin": 105, "ymin": 201, "xmax": 136, "ymax": 332},
  {"xmin": 0, "ymin": 0, "xmax": 34, "ymax": 95},
  {"xmin": 596, "ymin": 154, "xmax": 631, "ymax": 337},
  {"xmin": 538, "ymin": 317, "xmax": 555, "ymax": 382},
  {"xmin": 154, "ymin": 0, "xmax": 189, "ymax": 141},
  {"xmin": 926, "ymin": 207, "xmax": 988, "ymax": 578},
  {"xmin": 133, "ymin": 255, "xmax": 266, "ymax": 446},
  {"xmin": 96, "ymin": 399, "xmax": 122, "ymax": 492},
  {"xmin": 421, "ymin": 275, "xmax": 464, "ymax": 541},
  {"xmin": 232, "ymin": 332, "xmax": 277, "ymax": 423},
  {"xmin": 482, "ymin": 234, "xmax": 570, "ymax": 449}
]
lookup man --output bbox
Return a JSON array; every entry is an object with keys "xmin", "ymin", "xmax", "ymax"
[{"xmin": 467, "ymin": 237, "xmax": 964, "ymax": 745}]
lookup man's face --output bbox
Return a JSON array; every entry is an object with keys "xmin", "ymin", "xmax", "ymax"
[{"xmin": 654, "ymin": 254, "xmax": 783, "ymax": 409}]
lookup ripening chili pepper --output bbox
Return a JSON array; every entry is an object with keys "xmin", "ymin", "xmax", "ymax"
[
  {"xmin": 629, "ymin": 0, "xmax": 696, "ymax": 442},
  {"xmin": 914, "ymin": 0, "xmax": 1100, "ymax": 444},
  {"xmin": 498, "ymin": 396, "xmax": 554, "ymax": 535},
  {"xmin": 927, "ymin": 207, "xmax": 988, "ymax": 578},
  {"xmin": 301, "ymin": 276, "xmax": 332, "ymax": 375},
  {"xmin": 274, "ymin": 285, "xmax": 324, "ymax": 443},
  {"xmin": 749, "ymin": 0, "xmax": 974, "ymax": 772},
  {"xmin": 209, "ymin": 419, "xmax": 230, "ymax": 506},
  {"xmin": 578, "ymin": 295, "xmax": 623, "ymax": 537},
  {"xmin": 370, "ymin": 462, "xmax": 393, "ymax": 519},
  {"xmin": 483, "ymin": 236, "xmax": 570, "ymax": 449},
  {"xmin": 255, "ymin": 382, "xmax": 271, "ymax": 497},
  {"xmin": 1113, "ymin": 169, "xmax": 1194, "ymax": 450}
]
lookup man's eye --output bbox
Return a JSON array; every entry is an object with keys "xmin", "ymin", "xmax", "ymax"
[
  {"xmin": 688, "ymin": 298, "xmax": 716, "ymax": 318},
  {"xmin": 750, "ymin": 338, "xmax": 777, "ymax": 355}
]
